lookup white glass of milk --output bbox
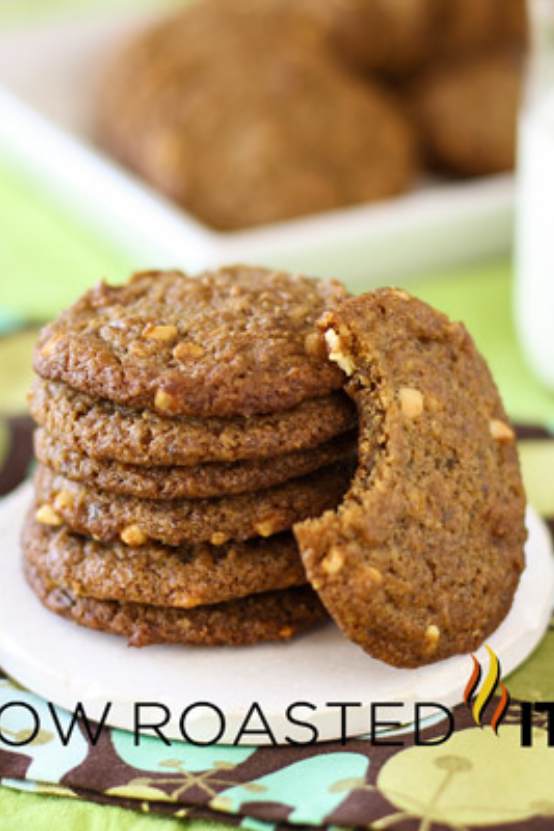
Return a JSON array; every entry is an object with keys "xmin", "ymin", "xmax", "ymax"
[{"xmin": 516, "ymin": 0, "xmax": 554, "ymax": 388}]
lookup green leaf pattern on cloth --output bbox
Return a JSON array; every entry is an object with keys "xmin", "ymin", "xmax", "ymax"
[{"xmin": 377, "ymin": 725, "xmax": 554, "ymax": 829}]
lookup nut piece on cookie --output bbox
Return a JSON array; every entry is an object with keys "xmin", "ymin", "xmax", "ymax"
[
  {"xmin": 120, "ymin": 524, "xmax": 148, "ymax": 546},
  {"xmin": 489, "ymin": 419, "xmax": 515, "ymax": 443},
  {"xmin": 173, "ymin": 342, "xmax": 205, "ymax": 361},
  {"xmin": 324, "ymin": 329, "xmax": 355, "ymax": 376},
  {"xmin": 142, "ymin": 323, "xmax": 178, "ymax": 342},
  {"xmin": 36, "ymin": 504, "xmax": 63, "ymax": 527},
  {"xmin": 295, "ymin": 288, "xmax": 526, "ymax": 668},
  {"xmin": 33, "ymin": 267, "xmax": 348, "ymax": 418},
  {"xmin": 399, "ymin": 387, "xmax": 424, "ymax": 419}
]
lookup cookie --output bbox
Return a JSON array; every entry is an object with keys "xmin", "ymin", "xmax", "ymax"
[
  {"xmin": 97, "ymin": 0, "xmax": 418, "ymax": 230},
  {"xmin": 321, "ymin": 0, "xmax": 437, "ymax": 76},
  {"xmin": 23, "ymin": 511, "xmax": 306, "ymax": 609},
  {"xmin": 411, "ymin": 51, "xmax": 522, "ymax": 176},
  {"xmin": 35, "ymin": 460, "xmax": 353, "ymax": 547},
  {"xmin": 24, "ymin": 560, "xmax": 327, "ymax": 647},
  {"xmin": 294, "ymin": 288, "xmax": 526, "ymax": 668},
  {"xmin": 322, "ymin": 0, "xmax": 526, "ymax": 76},
  {"xmin": 34, "ymin": 428, "xmax": 357, "ymax": 499},
  {"xmin": 34, "ymin": 267, "xmax": 349, "ymax": 418},
  {"xmin": 434, "ymin": 0, "xmax": 527, "ymax": 59},
  {"xmin": 28, "ymin": 380, "xmax": 357, "ymax": 466}
]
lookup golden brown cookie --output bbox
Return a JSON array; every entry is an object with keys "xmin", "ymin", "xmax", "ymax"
[
  {"xmin": 33, "ymin": 428, "xmax": 357, "ymax": 499},
  {"xmin": 434, "ymin": 0, "xmax": 527, "ymax": 59},
  {"xmin": 29, "ymin": 379, "xmax": 356, "ymax": 466},
  {"xmin": 322, "ymin": 0, "xmax": 527, "ymax": 76},
  {"xmin": 320, "ymin": 0, "xmax": 437, "ymax": 76},
  {"xmin": 294, "ymin": 288, "xmax": 526, "ymax": 668},
  {"xmin": 23, "ymin": 511, "xmax": 306, "ymax": 609},
  {"xmin": 411, "ymin": 51, "xmax": 523, "ymax": 176},
  {"xmin": 35, "ymin": 460, "xmax": 354, "ymax": 547},
  {"xmin": 97, "ymin": 0, "xmax": 418, "ymax": 230},
  {"xmin": 34, "ymin": 267, "xmax": 348, "ymax": 418},
  {"xmin": 24, "ymin": 559, "xmax": 327, "ymax": 648}
]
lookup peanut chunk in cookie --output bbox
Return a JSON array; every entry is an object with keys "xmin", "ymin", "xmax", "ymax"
[
  {"xmin": 325, "ymin": 329, "xmax": 355, "ymax": 376},
  {"xmin": 36, "ymin": 504, "xmax": 62, "ymax": 526},
  {"xmin": 173, "ymin": 341, "xmax": 205, "ymax": 361},
  {"xmin": 399, "ymin": 387, "xmax": 424, "ymax": 418},
  {"xmin": 120, "ymin": 524, "xmax": 148, "ymax": 546},
  {"xmin": 489, "ymin": 419, "xmax": 515, "ymax": 443},
  {"xmin": 295, "ymin": 288, "xmax": 525, "ymax": 668},
  {"xmin": 142, "ymin": 323, "xmax": 178, "ymax": 341}
]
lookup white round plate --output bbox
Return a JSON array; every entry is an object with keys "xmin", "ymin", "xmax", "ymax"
[{"xmin": 0, "ymin": 482, "xmax": 552, "ymax": 745}]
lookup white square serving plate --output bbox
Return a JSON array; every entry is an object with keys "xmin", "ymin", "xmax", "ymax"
[{"xmin": 0, "ymin": 8, "xmax": 515, "ymax": 288}]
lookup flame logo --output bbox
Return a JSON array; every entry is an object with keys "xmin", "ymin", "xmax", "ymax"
[{"xmin": 463, "ymin": 645, "xmax": 509, "ymax": 733}]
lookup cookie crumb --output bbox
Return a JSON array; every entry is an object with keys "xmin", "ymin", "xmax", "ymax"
[{"xmin": 210, "ymin": 532, "xmax": 228, "ymax": 546}]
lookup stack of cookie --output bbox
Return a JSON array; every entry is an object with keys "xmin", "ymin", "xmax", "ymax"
[{"xmin": 24, "ymin": 266, "xmax": 357, "ymax": 647}]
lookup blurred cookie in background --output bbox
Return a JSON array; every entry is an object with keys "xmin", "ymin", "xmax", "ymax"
[
  {"xmin": 97, "ymin": 0, "xmax": 418, "ymax": 231},
  {"xmin": 434, "ymin": 0, "xmax": 528, "ymax": 60},
  {"xmin": 317, "ymin": 0, "xmax": 437, "ymax": 76},
  {"xmin": 411, "ymin": 51, "xmax": 523, "ymax": 176},
  {"xmin": 322, "ymin": 0, "xmax": 527, "ymax": 77}
]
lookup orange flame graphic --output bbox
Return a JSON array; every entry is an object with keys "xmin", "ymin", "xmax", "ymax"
[
  {"xmin": 464, "ymin": 655, "xmax": 481, "ymax": 706},
  {"xmin": 464, "ymin": 645, "xmax": 510, "ymax": 733}
]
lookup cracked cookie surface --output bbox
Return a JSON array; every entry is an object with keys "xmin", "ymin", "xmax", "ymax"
[{"xmin": 34, "ymin": 267, "xmax": 347, "ymax": 418}]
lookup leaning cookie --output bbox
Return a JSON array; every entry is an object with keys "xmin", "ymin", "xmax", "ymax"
[
  {"xmin": 35, "ymin": 461, "xmax": 353, "ymax": 547},
  {"xmin": 25, "ymin": 560, "xmax": 327, "ymax": 648},
  {"xmin": 294, "ymin": 288, "xmax": 526, "ymax": 668}
]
